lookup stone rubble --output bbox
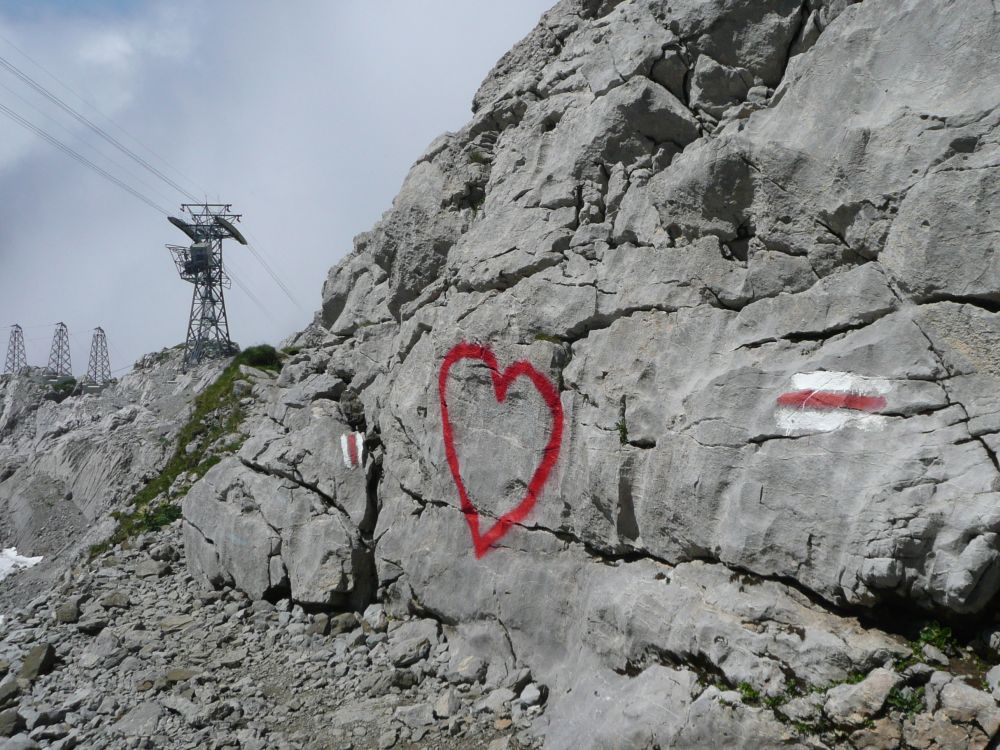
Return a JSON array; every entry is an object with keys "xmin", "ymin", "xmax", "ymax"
[{"xmin": 0, "ymin": 523, "xmax": 546, "ymax": 749}]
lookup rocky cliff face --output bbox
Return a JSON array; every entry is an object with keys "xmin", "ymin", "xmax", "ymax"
[
  {"xmin": 174, "ymin": 0, "xmax": 1000, "ymax": 746},
  {"xmin": 0, "ymin": 352, "xmax": 221, "ymax": 608}
]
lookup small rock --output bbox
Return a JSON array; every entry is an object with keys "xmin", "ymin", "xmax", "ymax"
[
  {"xmin": 0, "ymin": 707, "xmax": 23, "ymax": 737},
  {"xmin": 17, "ymin": 644, "xmax": 56, "ymax": 682},
  {"xmin": 478, "ymin": 688, "xmax": 516, "ymax": 715},
  {"xmin": 362, "ymin": 604, "xmax": 388, "ymax": 633},
  {"xmin": 164, "ymin": 668, "xmax": 198, "ymax": 683},
  {"xmin": 330, "ymin": 613, "xmax": 359, "ymax": 635},
  {"xmin": 519, "ymin": 683, "xmax": 545, "ymax": 707},
  {"xmin": 306, "ymin": 614, "xmax": 330, "ymax": 636},
  {"xmin": 447, "ymin": 655, "xmax": 488, "ymax": 684},
  {"xmin": 938, "ymin": 679, "xmax": 1000, "ymax": 736},
  {"xmin": 922, "ymin": 644, "xmax": 949, "ymax": 666},
  {"xmin": 985, "ymin": 664, "xmax": 1000, "ymax": 693},
  {"xmin": 0, "ymin": 680, "xmax": 20, "ymax": 709},
  {"xmin": 53, "ymin": 601, "xmax": 80, "ymax": 624},
  {"xmin": 99, "ymin": 592, "xmax": 129, "ymax": 610},
  {"xmin": 75, "ymin": 619, "xmax": 107, "ymax": 636},
  {"xmin": 377, "ymin": 728, "xmax": 397, "ymax": 749},
  {"xmin": 218, "ymin": 648, "xmax": 248, "ymax": 668},
  {"xmin": 1, "ymin": 735, "xmax": 39, "ymax": 750},
  {"xmin": 149, "ymin": 543, "xmax": 177, "ymax": 561},
  {"xmin": 824, "ymin": 669, "xmax": 902, "ymax": 727},
  {"xmin": 849, "ymin": 717, "xmax": 901, "ymax": 749},
  {"xmin": 135, "ymin": 560, "xmax": 170, "ymax": 578},
  {"xmin": 111, "ymin": 701, "xmax": 161, "ymax": 737},
  {"xmin": 394, "ymin": 703, "xmax": 435, "ymax": 728},
  {"xmin": 433, "ymin": 689, "xmax": 460, "ymax": 719},
  {"xmin": 160, "ymin": 694, "xmax": 204, "ymax": 728},
  {"xmin": 780, "ymin": 693, "xmax": 824, "ymax": 722},
  {"xmin": 159, "ymin": 614, "xmax": 194, "ymax": 633}
]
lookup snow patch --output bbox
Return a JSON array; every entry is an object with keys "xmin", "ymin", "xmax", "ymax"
[{"xmin": 0, "ymin": 547, "xmax": 43, "ymax": 583}]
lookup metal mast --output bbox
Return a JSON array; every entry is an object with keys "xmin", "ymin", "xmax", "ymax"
[
  {"xmin": 46, "ymin": 322, "xmax": 72, "ymax": 377},
  {"xmin": 166, "ymin": 203, "xmax": 246, "ymax": 369},
  {"xmin": 4, "ymin": 325, "xmax": 27, "ymax": 374},
  {"xmin": 85, "ymin": 327, "xmax": 112, "ymax": 385}
]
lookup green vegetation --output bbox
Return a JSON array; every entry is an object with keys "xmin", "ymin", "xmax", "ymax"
[
  {"xmin": 886, "ymin": 685, "xmax": 924, "ymax": 715},
  {"xmin": 616, "ymin": 419, "xmax": 628, "ymax": 445},
  {"xmin": 468, "ymin": 149, "xmax": 490, "ymax": 165},
  {"xmin": 917, "ymin": 621, "xmax": 958, "ymax": 654},
  {"xmin": 88, "ymin": 345, "xmax": 281, "ymax": 557},
  {"xmin": 45, "ymin": 377, "xmax": 77, "ymax": 403},
  {"xmin": 737, "ymin": 682, "xmax": 760, "ymax": 703},
  {"xmin": 240, "ymin": 344, "xmax": 282, "ymax": 370},
  {"xmin": 895, "ymin": 620, "xmax": 961, "ymax": 671},
  {"xmin": 762, "ymin": 694, "xmax": 786, "ymax": 710},
  {"xmin": 281, "ymin": 346, "xmax": 302, "ymax": 356}
]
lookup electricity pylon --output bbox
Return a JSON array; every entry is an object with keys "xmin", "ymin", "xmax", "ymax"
[
  {"xmin": 46, "ymin": 322, "xmax": 72, "ymax": 377},
  {"xmin": 4, "ymin": 325, "xmax": 27, "ymax": 374},
  {"xmin": 85, "ymin": 327, "xmax": 112, "ymax": 385},
  {"xmin": 166, "ymin": 203, "xmax": 247, "ymax": 369}
]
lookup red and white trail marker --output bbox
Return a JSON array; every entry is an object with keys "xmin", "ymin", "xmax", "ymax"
[
  {"xmin": 340, "ymin": 432, "xmax": 364, "ymax": 469},
  {"xmin": 776, "ymin": 371, "xmax": 889, "ymax": 433}
]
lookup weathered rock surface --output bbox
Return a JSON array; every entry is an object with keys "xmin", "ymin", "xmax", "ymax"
[
  {"xmin": 176, "ymin": 0, "xmax": 1000, "ymax": 747},
  {"xmin": 0, "ymin": 523, "xmax": 539, "ymax": 749},
  {"xmin": 0, "ymin": 349, "xmax": 222, "ymax": 608}
]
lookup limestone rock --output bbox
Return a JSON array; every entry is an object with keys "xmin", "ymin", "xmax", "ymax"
[
  {"xmin": 823, "ymin": 668, "xmax": 901, "ymax": 727},
  {"xmin": 173, "ymin": 0, "xmax": 1000, "ymax": 747},
  {"xmin": 16, "ymin": 645, "xmax": 55, "ymax": 683}
]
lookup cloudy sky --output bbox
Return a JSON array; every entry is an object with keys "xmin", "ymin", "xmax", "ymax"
[{"xmin": 0, "ymin": 0, "xmax": 553, "ymax": 375}]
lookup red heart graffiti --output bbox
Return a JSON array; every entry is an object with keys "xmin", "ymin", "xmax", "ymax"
[{"xmin": 438, "ymin": 343, "xmax": 564, "ymax": 558}]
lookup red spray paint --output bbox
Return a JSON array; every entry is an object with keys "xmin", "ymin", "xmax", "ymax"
[
  {"xmin": 777, "ymin": 390, "xmax": 886, "ymax": 412},
  {"xmin": 438, "ymin": 343, "xmax": 564, "ymax": 558}
]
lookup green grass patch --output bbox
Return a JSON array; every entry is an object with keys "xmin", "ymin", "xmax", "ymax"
[
  {"xmin": 89, "ymin": 346, "xmax": 278, "ymax": 558},
  {"xmin": 737, "ymin": 682, "xmax": 760, "ymax": 703}
]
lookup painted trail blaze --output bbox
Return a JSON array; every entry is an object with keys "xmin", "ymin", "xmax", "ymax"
[
  {"xmin": 438, "ymin": 343, "xmax": 564, "ymax": 558},
  {"xmin": 776, "ymin": 390, "xmax": 887, "ymax": 412},
  {"xmin": 775, "ymin": 371, "xmax": 892, "ymax": 434},
  {"xmin": 340, "ymin": 432, "xmax": 364, "ymax": 469}
]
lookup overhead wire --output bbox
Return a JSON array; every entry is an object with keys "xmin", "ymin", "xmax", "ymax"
[
  {"xmin": 0, "ymin": 29, "xmax": 206, "ymax": 199},
  {"xmin": 0, "ymin": 78, "xmax": 180, "ymax": 209},
  {"xmin": 225, "ymin": 265, "xmax": 270, "ymax": 315},
  {"xmin": 0, "ymin": 53, "xmax": 200, "ymax": 202},
  {"xmin": 0, "ymin": 34, "xmax": 298, "ymax": 353},
  {"xmin": 0, "ymin": 34, "xmax": 305, "ymax": 314},
  {"xmin": 0, "ymin": 100, "xmax": 170, "ymax": 214},
  {"xmin": 241, "ymin": 229, "xmax": 301, "ymax": 309}
]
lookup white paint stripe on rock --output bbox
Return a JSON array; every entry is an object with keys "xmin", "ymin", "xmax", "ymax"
[
  {"xmin": 791, "ymin": 371, "xmax": 891, "ymax": 395},
  {"xmin": 777, "ymin": 370, "xmax": 891, "ymax": 434}
]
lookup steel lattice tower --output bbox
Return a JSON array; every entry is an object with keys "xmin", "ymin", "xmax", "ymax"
[
  {"xmin": 4, "ymin": 325, "xmax": 27, "ymax": 374},
  {"xmin": 46, "ymin": 322, "xmax": 72, "ymax": 377},
  {"xmin": 166, "ymin": 203, "xmax": 246, "ymax": 369},
  {"xmin": 85, "ymin": 327, "xmax": 112, "ymax": 385}
]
